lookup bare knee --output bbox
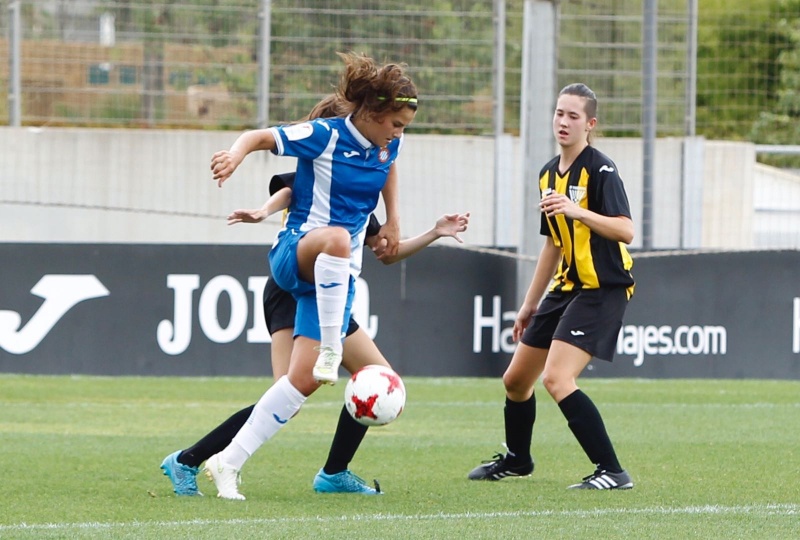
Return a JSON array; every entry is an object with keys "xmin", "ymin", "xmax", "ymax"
[
  {"xmin": 501, "ymin": 344, "xmax": 545, "ymax": 401},
  {"xmin": 320, "ymin": 227, "xmax": 351, "ymax": 258},
  {"xmin": 541, "ymin": 370, "xmax": 574, "ymax": 402},
  {"xmin": 502, "ymin": 370, "xmax": 533, "ymax": 401},
  {"xmin": 287, "ymin": 371, "xmax": 321, "ymax": 397}
]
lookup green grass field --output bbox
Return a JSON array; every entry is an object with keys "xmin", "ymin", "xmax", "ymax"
[{"xmin": 0, "ymin": 374, "xmax": 798, "ymax": 539}]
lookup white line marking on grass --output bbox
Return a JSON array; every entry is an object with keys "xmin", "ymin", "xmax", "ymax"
[
  {"xmin": 601, "ymin": 402, "xmax": 800, "ymax": 409},
  {"xmin": 4, "ymin": 401, "xmax": 798, "ymax": 410},
  {"xmin": 2, "ymin": 503, "xmax": 797, "ymax": 533}
]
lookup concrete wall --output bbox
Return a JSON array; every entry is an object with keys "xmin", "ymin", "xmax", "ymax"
[
  {"xmin": 1, "ymin": 127, "xmax": 791, "ymax": 250},
  {"xmin": 753, "ymin": 163, "xmax": 800, "ymax": 248},
  {"xmin": 701, "ymin": 141, "xmax": 756, "ymax": 249}
]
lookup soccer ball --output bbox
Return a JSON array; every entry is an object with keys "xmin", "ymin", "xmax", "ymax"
[{"xmin": 344, "ymin": 365, "xmax": 406, "ymax": 427}]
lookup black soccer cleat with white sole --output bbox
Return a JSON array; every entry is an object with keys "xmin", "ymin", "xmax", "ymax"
[
  {"xmin": 568, "ymin": 469, "xmax": 633, "ymax": 490},
  {"xmin": 468, "ymin": 453, "xmax": 534, "ymax": 481}
]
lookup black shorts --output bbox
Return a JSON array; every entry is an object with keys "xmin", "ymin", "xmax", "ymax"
[
  {"xmin": 520, "ymin": 288, "xmax": 628, "ymax": 361},
  {"xmin": 262, "ymin": 278, "xmax": 359, "ymax": 336}
]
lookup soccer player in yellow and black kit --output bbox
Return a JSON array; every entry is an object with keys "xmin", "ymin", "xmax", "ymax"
[{"xmin": 469, "ymin": 83, "xmax": 635, "ymax": 490}]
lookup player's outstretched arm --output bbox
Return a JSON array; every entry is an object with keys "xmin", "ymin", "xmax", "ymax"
[
  {"xmin": 371, "ymin": 212, "xmax": 470, "ymax": 265},
  {"xmin": 227, "ymin": 186, "xmax": 292, "ymax": 225}
]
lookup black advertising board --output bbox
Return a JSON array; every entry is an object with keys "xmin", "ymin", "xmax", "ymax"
[{"xmin": 1, "ymin": 244, "xmax": 798, "ymax": 379}]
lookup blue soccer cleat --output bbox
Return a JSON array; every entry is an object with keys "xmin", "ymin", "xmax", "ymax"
[
  {"xmin": 313, "ymin": 468, "xmax": 382, "ymax": 495},
  {"xmin": 160, "ymin": 450, "xmax": 203, "ymax": 496}
]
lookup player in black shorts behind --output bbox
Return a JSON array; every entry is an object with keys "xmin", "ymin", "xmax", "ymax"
[{"xmin": 468, "ymin": 83, "xmax": 635, "ymax": 490}]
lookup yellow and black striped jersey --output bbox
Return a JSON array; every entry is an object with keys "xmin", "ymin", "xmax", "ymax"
[{"xmin": 538, "ymin": 145, "xmax": 635, "ymax": 297}]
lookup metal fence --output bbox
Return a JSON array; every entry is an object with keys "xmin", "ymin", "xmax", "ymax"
[
  {"xmin": 0, "ymin": 1, "xmax": 512, "ymax": 132},
  {"xmin": 0, "ymin": 0, "xmax": 697, "ymax": 135},
  {"xmin": 3, "ymin": 1, "xmax": 799, "ymax": 139}
]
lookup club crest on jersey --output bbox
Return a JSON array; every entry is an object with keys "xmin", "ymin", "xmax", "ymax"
[
  {"xmin": 378, "ymin": 148, "xmax": 390, "ymax": 163},
  {"xmin": 568, "ymin": 185, "xmax": 587, "ymax": 204}
]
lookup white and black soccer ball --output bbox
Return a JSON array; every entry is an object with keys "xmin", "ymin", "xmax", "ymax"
[{"xmin": 344, "ymin": 365, "xmax": 406, "ymax": 427}]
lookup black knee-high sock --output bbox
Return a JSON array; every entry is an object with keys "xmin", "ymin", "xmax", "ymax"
[
  {"xmin": 323, "ymin": 405, "xmax": 369, "ymax": 475},
  {"xmin": 178, "ymin": 405, "xmax": 255, "ymax": 468},
  {"xmin": 557, "ymin": 389, "xmax": 622, "ymax": 473},
  {"xmin": 504, "ymin": 393, "xmax": 536, "ymax": 464}
]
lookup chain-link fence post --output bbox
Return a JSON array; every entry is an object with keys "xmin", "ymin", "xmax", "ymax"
[{"xmin": 8, "ymin": 0, "xmax": 21, "ymax": 127}]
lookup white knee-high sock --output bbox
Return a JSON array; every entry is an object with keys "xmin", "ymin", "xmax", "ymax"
[
  {"xmin": 314, "ymin": 253, "xmax": 350, "ymax": 351},
  {"xmin": 220, "ymin": 376, "xmax": 306, "ymax": 469}
]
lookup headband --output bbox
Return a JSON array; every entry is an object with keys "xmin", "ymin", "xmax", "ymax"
[{"xmin": 377, "ymin": 96, "xmax": 419, "ymax": 104}]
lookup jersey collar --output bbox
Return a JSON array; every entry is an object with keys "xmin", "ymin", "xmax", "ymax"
[{"xmin": 345, "ymin": 114, "xmax": 374, "ymax": 150}]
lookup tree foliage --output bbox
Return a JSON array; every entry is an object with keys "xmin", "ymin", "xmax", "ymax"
[
  {"xmin": 749, "ymin": 2, "xmax": 800, "ymax": 165},
  {"xmin": 696, "ymin": 0, "xmax": 800, "ymax": 142}
]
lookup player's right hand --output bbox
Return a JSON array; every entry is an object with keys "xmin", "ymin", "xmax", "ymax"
[
  {"xmin": 211, "ymin": 150, "xmax": 240, "ymax": 187},
  {"xmin": 512, "ymin": 305, "xmax": 535, "ymax": 342}
]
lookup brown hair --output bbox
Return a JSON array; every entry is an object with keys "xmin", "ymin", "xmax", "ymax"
[
  {"xmin": 335, "ymin": 51, "xmax": 418, "ymax": 121},
  {"xmin": 302, "ymin": 94, "xmax": 353, "ymax": 121}
]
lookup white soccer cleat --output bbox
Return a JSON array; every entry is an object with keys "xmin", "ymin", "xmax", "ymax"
[
  {"xmin": 204, "ymin": 453, "xmax": 245, "ymax": 500},
  {"xmin": 312, "ymin": 345, "xmax": 343, "ymax": 385}
]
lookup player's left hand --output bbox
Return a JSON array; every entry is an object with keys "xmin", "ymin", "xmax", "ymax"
[
  {"xmin": 375, "ymin": 219, "xmax": 400, "ymax": 259},
  {"xmin": 371, "ymin": 238, "xmax": 389, "ymax": 258},
  {"xmin": 540, "ymin": 192, "xmax": 581, "ymax": 219},
  {"xmin": 435, "ymin": 212, "xmax": 470, "ymax": 243}
]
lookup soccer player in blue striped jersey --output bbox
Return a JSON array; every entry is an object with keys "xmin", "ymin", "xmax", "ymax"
[
  {"xmin": 160, "ymin": 170, "xmax": 469, "ymax": 498},
  {"xmin": 204, "ymin": 52, "xmax": 418, "ymax": 500}
]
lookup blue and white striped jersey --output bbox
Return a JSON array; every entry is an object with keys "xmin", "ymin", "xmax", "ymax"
[{"xmin": 268, "ymin": 115, "xmax": 403, "ymax": 277}]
